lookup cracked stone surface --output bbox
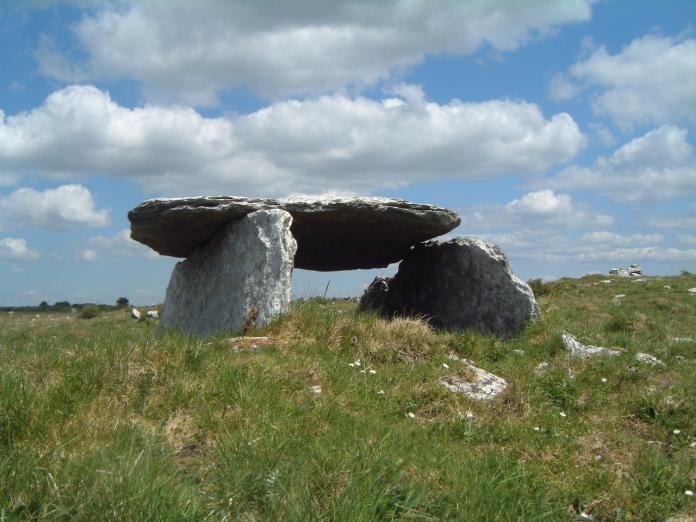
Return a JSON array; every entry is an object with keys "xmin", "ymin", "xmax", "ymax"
[
  {"xmin": 440, "ymin": 358, "xmax": 508, "ymax": 400},
  {"xmin": 158, "ymin": 209, "xmax": 296, "ymax": 337},
  {"xmin": 128, "ymin": 196, "xmax": 459, "ymax": 270},
  {"xmin": 635, "ymin": 352, "xmax": 664, "ymax": 366},
  {"xmin": 562, "ymin": 333, "xmax": 622, "ymax": 358},
  {"xmin": 359, "ymin": 237, "xmax": 539, "ymax": 337}
]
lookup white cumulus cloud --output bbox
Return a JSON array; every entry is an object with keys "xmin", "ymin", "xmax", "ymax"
[
  {"xmin": 0, "ymin": 184, "xmax": 110, "ymax": 230},
  {"xmin": 83, "ymin": 228, "xmax": 159, "ymax": 260},
  {"xmin": 0, "ymin": 85, "xmax": 585, "ymax": 197},
  {"xmin": 582, "ymin": 231, "xmax": 663, "ymax": 246},
  {"xmin": 554, "ymin": 34, "xmax": 696, "ymax": 128},
  {"xmin": 77, "ymin": 248, "xmax": 98, "ymax": 261},
  {"xmin": 548, "ymin": 125, "xmax": 696, "ymax": 202},
  {"xmin": 458, "ymin": 190, "xmax": 614, "ymax": 232},
  {"xmin": 37, "ymin": 0, "xmax": 593, "ymax": 103},
  {"xmin": 503, "ymin": 190, "xmax": 613, "ymax": 226},
  {"xmin": 505, "ymin": 190, "xmax": 573, "ymax": 216},
  {"xmin": 0, "ymin": 237, "xmax": 40, "ymax": 261}
]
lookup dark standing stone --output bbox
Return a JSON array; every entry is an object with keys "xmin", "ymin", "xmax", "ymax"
[{"xmin": 359, "ymin": 237, "xmax": 539, "ymax": 337}]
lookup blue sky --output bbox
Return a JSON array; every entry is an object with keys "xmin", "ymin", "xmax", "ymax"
[{"xmin": 1, "ymin": 0, "xmax": 695, "ymax": 306}]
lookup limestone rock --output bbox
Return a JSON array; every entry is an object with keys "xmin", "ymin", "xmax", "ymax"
[
  {"xmin": 440, "ymin": 358, "xmax": 507, "ymax": 400},
  {"xmin": 128, "ymin": 196, "xmax": 459, "ymax": 270},
  {"xmin": 358, "ymin": 276, "xmax": 392, "ymax": 311},
  {"xmin": 635, "ymin": 352, "xmax": 664, "ymax": 366},
  {"xmin": 562, "ymin": 333, "xmax": 622, "ymax": 358},
  {"xmin": 359, "ymin": 237, "xmax": 539, "ymax": 337},
  {"xmin": 158, "ymin": 209, "xmax": 296, "ymax": 337}
]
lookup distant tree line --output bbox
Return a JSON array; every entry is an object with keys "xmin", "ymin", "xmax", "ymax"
[{"xmin": 1, "ymin": 297, "xmax": 134, "ymax": 313}]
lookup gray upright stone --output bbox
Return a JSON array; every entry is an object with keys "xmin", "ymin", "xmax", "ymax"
[
  {"xmin": 360, "ymin": 237, "xmax": 539, "ymax": 337},
  {"xmin": 158, "ymin": 209, "xmax": 296, "ymax": 337}
]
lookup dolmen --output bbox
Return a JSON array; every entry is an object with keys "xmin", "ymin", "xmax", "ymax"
[{"xmin": 128, "ymin": 196, "xmax": 539, "ymax": 337}]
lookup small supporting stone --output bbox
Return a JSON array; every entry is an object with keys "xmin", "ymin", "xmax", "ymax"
[
  {"xmin": 158, "ymin": 209, "xmax": 296, "ymax": 337},
  {"xmin": 360, "ymin": 237, "xmax": 539, "ymax": 337}
]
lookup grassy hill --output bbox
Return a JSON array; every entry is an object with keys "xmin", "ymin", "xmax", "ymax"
[{"xmin": 1, "ymin": 273, "xmax": 695, "ymax": 520}]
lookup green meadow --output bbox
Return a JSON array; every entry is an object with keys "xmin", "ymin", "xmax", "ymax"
[{"xmin": 1, "ymin": 274, "xmax": 695, "ymax": 521}]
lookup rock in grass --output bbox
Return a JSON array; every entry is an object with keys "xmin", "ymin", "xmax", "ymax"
[
  {"xmin": 535, "ymin": 361, "xmax": 549, "ymax": 374},
  {"xmin": 440, "ymin": 360, "xmax": 507, "ymax": 401},
  {"xmin": 635, "ymin": 352, "xmax": 664, "ymax": 366},
  {"xmin": 128, "ymin": 196, "xmax": 459, "ymax": 270},
  {"xmin": 562, "ymin": 333, "xmax": 622, "ymax": 358},
  {"xmin": 360, "ymin": 237, "xmax": 539, "ymax": 337},
  {"xmin": 158, "ymin": 209, "xmax": 296, "ymax": 337}
]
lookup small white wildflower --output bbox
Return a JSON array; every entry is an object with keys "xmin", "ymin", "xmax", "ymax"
[
  {"xmin": 464, "ymin": 411, "xmax": 475, "ymax": 419},
  {"xmin": 354, "ymin": 359, "xmax": 361, "ymax": 367},
  {"xmin": 310, "ymin": 385, "xmax": 321, "ymax": 394},
  {"xmin": 560, "ymin": 412, "xmax": 567, "ymax": 418},
  {"xmin": 348, "ymin": 363, "xmax": 355, "ymax": 367},
  {"xmin": 442, "ymin": 363, "xmax": 450, "ymax": 369},
  {"xmin": 690, "ymin": 441, "xmax": 696, "ymax": 448},
  {"xmin": 360, "ymin": 369, "xmax": 366, "ymax": 374},
  {"xmin": 368, "ymin": 369, "xmax": 377, "ymax": 374},
  {"xmin": 377, "ymin": 390, "xmax": 385, "ymax": 395},
  {"xmin": 533, "ymin": 426, "xmax": 540, "ymax": 431},
  {"xmin": 407, "ymin": 412, "xmax": 416, "ymax": 418},
  {"xmin": 673, "ymin": 429, "xmax": 681, "ymax": 435},
  {"xmin": 686, "ymin": 490, "xmax": 694, "ymax": 496},
  {"xmin": 601, "ymin": 378, "xmax": 608, "ymax": 383}
]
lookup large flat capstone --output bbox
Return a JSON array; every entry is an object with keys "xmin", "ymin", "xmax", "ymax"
[
  {"xmin": 359, "ymin": 237, "xmax": 539, "ymax": 337},
  {"xmin": 158, "ymin": 209, "xmax": 296, "ymax": 337},
  {"xmin": 128, "ymin": 196, "xmax": 460, "ymax": 271}
]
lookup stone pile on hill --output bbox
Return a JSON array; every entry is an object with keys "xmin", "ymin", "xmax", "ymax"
[
  {"xmin": 609, "ymin": 264, "xmax": 642, "ymax": 277},
  {"xmin": 129, "ymin": 196, "xmax": 538, "ymax": 337}
]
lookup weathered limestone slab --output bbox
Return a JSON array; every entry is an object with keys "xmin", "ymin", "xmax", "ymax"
[
  {"xmin": 128, "ymin": 196, "xmax": 460, "ymax": 271},
  {"xmin": 562, "ymin": 333, "xmax": 622, "ymax": 358},
  {"xmin": 158, "ymin": 209, "xmax": 296, "ymax": 337},
  {"xmin": 635, "ymin": 352, "xmax": 664, "ymax": 366},
  {"xmin": 359, "ymin": 237, "xmax": 539, "ymax": 337},
  {"xmin": 440, "ymin": 356, "xmax": 507, "ymax": 400}
]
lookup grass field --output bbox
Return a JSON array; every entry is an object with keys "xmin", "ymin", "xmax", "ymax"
[{"xmin": 1, "ymin": 273, "xmax": 695, "ymax": 521}]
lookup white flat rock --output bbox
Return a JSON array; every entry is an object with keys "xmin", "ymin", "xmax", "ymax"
[
  {"xmin": 440, "ymin": 358, "xmax": 507, "ymax": 400},
  {"xmin": 562, "ymin": 333, "xmax": 622, "ymax": 358}
]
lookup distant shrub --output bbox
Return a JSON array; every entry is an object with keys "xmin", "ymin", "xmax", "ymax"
[
  {"xmin": 527, "ymin": 278, "xmax": 550, "ymax": 297},
  {"xmin": 53, "ymin": 301, "xmax": 72, "ymax": 312},
  {"xmin": 681, "ymin": 270, "xmax": 693, "ymax": 276},
  {"xmin": 79, "ymin": 304, "xmax": 101, "ymax": 319}
]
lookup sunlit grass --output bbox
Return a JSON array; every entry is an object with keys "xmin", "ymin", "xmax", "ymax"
[{"xmin": 1, "ymin": 273, "xmax": 695, "ymax": 520}]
